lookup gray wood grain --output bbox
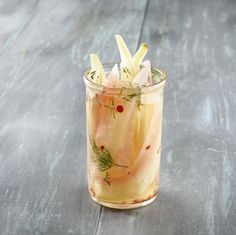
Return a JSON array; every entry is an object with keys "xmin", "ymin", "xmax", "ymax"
[
  {"xmin": 0, "ymin": 0, "xmax": 147, "ymax": 234},
  {"xmin": 97, "ymin": 0, "xmax": 236, "ymax": 235},
  {"xmin": 0, "ymin": 0, "xmax": 39, "ymax": 53}
]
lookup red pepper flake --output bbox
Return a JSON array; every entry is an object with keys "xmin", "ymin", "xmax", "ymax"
[
  {"xmin": 116, "ymin": 105, "xmax": 124, "ymax": 113},
  {"xmin": 100, "ymin": 145, "xmax": 105, "ymax": 150},
  {"xmin": 146, "ymin": 145, "xmax": 151, "ymax": 150}
]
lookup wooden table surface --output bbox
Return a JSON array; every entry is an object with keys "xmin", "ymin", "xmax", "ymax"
[{"xmin": 0, "ymin": 0, "xmax": 236, "ymax": 234}]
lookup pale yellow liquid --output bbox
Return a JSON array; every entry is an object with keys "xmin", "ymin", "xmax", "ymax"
[{"xmin": 86, "ymin": 88, "xmax": 164, "ymax": 209}]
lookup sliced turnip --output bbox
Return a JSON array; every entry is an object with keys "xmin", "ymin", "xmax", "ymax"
[
  {"xmin": 102, "ymin": 64, "xmax": 120, "ymax": 88},
  {"xmin": 143, "ymin": 60, "xmax": 152, "ymax": 85},
  {"xmin": 132, "ymin": 60, "xmax": 152, "ymax": 86}
]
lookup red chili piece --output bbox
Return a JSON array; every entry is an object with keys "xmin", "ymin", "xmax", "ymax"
[
  {"xmin": 146, "ymin": 145, "xmax": 151, "ymax": 150},
  {"xmin": 100, "ymin": 145, "xmax": 105, "ymax": 150},
  {"xmin": 116, "ymin": 105, "xmax": 124, "ymax": 113}
]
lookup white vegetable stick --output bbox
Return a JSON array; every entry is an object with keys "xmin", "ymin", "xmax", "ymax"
[
  {"xmin": 115, "ymin": 35, "xmax": 134, "ymax": 66},
  {"xmin": 90, "ymin": 54, "xmax": 106, "ymax": 84},
  {"xmin": 133, "ymin": 43, "xmax": 149, "ymax": 67},
  {"xmin": 115, "ymin": 35, "xmax": 135, "ymax": 81}
]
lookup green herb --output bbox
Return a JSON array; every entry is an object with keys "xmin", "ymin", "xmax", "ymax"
[
  {"xmin": 111, "ymin": 108, "xmax": 116, "ymax": 119},
  {"xmin": 90, "ymin": 138, "xmax": 128, "ymax": 172},
  {"xmin": 123, "ymin": 67, "xmax": 131, "ymax": 75},
  {"xmin": 103, "ymin": 171, "xmax": 111, "ymax": 185},
  {"xmin": 121, "ymin": 90, "xmax": 143, "ymax": 110},
  {"xmin": 103, "ymin": 97, "xmax": 117, "ymax": 119},
  {"xmin": 104, "ymin": 104, "xmax": 116, "ymax": 119},
  {"xmin": 142, "ymin": 43, "xmax": 149, "ymax": 49},
  {"xmin": 90, "ymin": 71, "xmax": 96, "ymax": 80},
  {"xmin": 137, "ymin": 97, "xmax": 142, "ymax": 110},
  {"xmin": 139, "ymin": 64, "xmax": 144, "ymax": 69},
  {"xmin": 119, "ymin": 87, "xmax": 126, "ymax": 96}
]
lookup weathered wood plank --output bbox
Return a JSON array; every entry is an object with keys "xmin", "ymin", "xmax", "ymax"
[
  {"xmin": 0, "ymin": 0, "xmax": 147, "ymax": 234},
  {"xmin": 97, "ymin": 0, "xmax": 236, "ymax": 234},
  {"xmin": 0, "ymin": 0, "xmax": 39, "ymax": 53}
]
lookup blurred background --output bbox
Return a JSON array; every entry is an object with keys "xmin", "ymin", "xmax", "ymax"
[{"xmin": 0, "ymin": 0, "xmax": 235, "ymax": 234}]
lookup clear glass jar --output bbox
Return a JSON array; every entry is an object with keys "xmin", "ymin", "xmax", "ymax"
[{"xmin": 83, "ymin": 63, "xmax": 166, "ymax": 209}]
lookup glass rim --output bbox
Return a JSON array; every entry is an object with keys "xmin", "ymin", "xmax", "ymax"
[{"xmin": 83, "ymin": 62, "xmax": 167, "ymax": 93}]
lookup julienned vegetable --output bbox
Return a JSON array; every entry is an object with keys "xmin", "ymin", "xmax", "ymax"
[{"xmin": 88, "ymin": 35, "xmax": 152, "ymax": 86}]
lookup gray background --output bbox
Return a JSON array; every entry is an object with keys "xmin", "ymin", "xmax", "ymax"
[{"xmin": 0, "ymin": 0, "xmax": 236, "ymax": 234}]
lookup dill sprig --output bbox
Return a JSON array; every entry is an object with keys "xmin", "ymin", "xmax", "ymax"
[
  {"xmin": 90, "ymin": 138, "xmax": 128, "ymax": 172},
  {"xmin": 103, "ymin": 171, "xmax": 111, "ymax": 185},
  {"xmin": 119, "ymin": 87, "xmax": 126, "ymax": 96},
  {"xmin": 123, "ymin": 67, "xmax": 131, "ymax": 75},
  {"xmin": 90, "ymin": 70, "xmax": 96, "ymax": 80},
  {"xmin": 121, "ymin": 89, "xmax": 143, "ymax": 110},
  {"xmin": 103, "ymin": 97, "xmax": 117, "ymax": 119},
  {"xmin": 104, "ymin": 104, "xmax": 116, "ymax": 119},
  {"xmin": 139, "ymin": 64, "xmax": 144, "ymax": 69}
]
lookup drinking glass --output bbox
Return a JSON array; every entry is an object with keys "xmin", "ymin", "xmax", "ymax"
[{"xmin": 83, "ymin": 63, "xmax": 166, "ymax": 209}]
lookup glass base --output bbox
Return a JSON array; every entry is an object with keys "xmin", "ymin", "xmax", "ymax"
[{"xmin": 90, "ymin": 193, "xmax": 157, "ymax": 209}]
